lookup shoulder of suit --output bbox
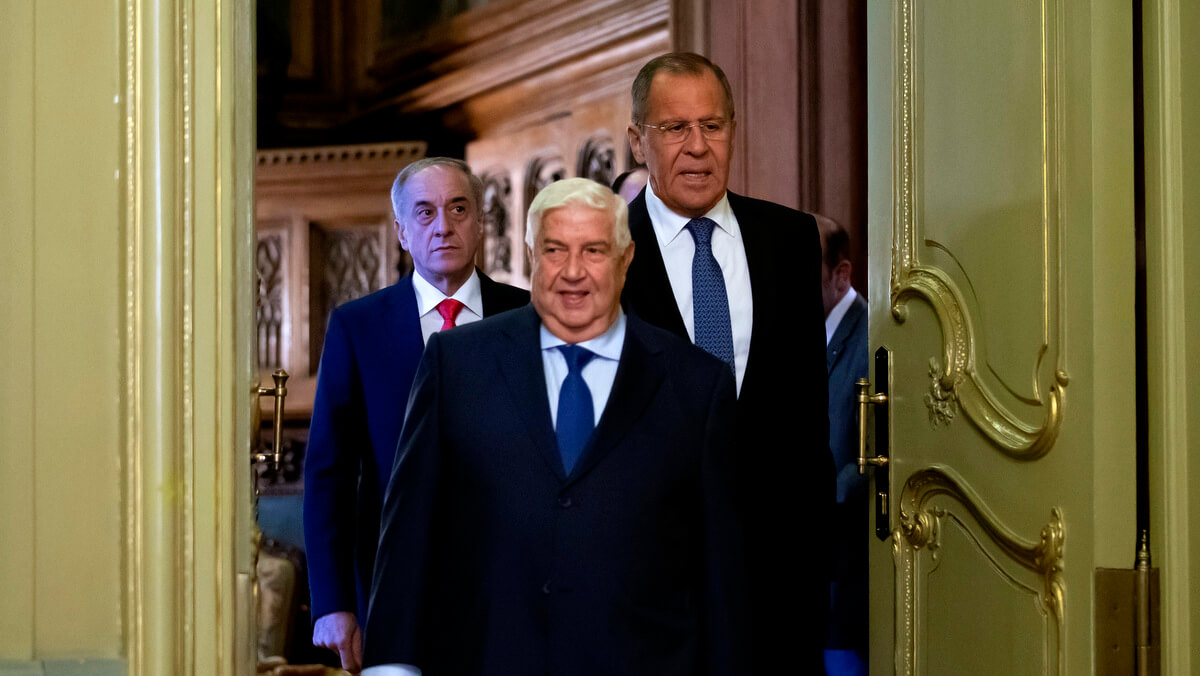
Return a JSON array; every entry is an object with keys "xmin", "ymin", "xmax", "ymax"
[
  {"xmin": 726, "ymin": 190, "xmax": 812, "ymax": 222},
  {"xmin": 626, "ymin": 313, "xmax": 727, "ymax": 371},
  {"xmin": 329, "ymin": 277, "xmax": 411, "ymax": 323}
]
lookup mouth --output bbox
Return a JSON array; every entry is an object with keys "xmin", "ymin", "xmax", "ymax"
[
  {"xmin": 678, "ymin": 170, "xmax": 712, "ymax": 182},
  {"xmin": 557, "ymin": 290, "xmax": 589, "ymax": 307}
]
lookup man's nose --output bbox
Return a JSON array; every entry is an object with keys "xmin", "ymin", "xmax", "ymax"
[
  {"xmin": 563, "ymin": 251, "xmax": 585, "ymax": 278},
  {"xmin": 432, "ymin": 209, "xmax": 452, "ymax": 235},
  {"xmin": 682, "ymin": 124, "xmax": 709, "ymax": 154}
]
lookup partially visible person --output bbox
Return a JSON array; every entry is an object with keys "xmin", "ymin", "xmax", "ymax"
[
  {"xmin": 621, "ymin": 51, "xmax": 834, "ymax": 673},
  {"xmin": 303, "ymin": 157, "xmax": 529, "ymax": 672},
  {"xmin": 817, "ymin": 213, "xmax": 869, "ymax": 676},
  {"xmin": 362, "ymin": 177, "xmax": 747, "ymax": 676},
  {"xmin": 611, "ymin": 167, "xmax": 650, "ymax": 204}
]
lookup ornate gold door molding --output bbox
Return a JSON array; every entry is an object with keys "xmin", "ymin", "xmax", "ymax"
[
  {"xmin": 119, "ymin": 0, "xmax": 256, "ymax": 673},
  {"xmin": 889, "ymin": 0, "xmax": 1068, "ymax": 461}
]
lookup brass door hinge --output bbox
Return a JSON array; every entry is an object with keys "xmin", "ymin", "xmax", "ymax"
[{"xmin": 1095, "ymin": 563, "xmax": 1160, "ymax": 676}]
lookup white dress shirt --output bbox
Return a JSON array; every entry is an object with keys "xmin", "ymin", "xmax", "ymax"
[
  {"xmin": 410, "ymin": 268, "xmax": 484, "ymax": 344},
  {"xmin": 644, "ymin": 181, "xmax": 753, "ymax": 393},
  {"xmin": 825, "ymin": 286, "xmax": 858, "ymax": 345},
  {"xmin": 361, "ymin": 312, "xmax": 627, "ymax": 676}
]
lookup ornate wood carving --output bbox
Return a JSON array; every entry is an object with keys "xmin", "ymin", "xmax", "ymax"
[
  {"xmin": 577, "ymin": 135, "xmax": 616, "ymax": 187},
  {"xmin": 256, "ymin": 231, "xmax": 287, "ymax": 370},
  {"xmin": 481, "ymin": 171, "xmax": 514, "ymax": 279},
  {"xmin": 322, "ymin": 229, "xmax": 387, "ymax": 311}
]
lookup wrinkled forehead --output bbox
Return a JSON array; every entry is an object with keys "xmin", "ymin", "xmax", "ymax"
[
  {"xmin": 402, "ymin": 165, "xmax": 473, "ymax": 207},
  {"xmin": 540, "ymin": 204, "xmax": 616, "ymax": 241}
]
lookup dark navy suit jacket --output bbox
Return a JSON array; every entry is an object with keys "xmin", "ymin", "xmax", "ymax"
[
  {"xmin": 826, "ymin": 291, "xmax": 869, "ymax": 651},
  {"xmin": 303, "ymin": 271, "xmax": 528, "ymax": 622},
  {"xmin": 621, "ymin": 189, "xmax": 834, "ymax": 674},
  {"xmin": 363, "ymin": 307, "xmax": 748, "ymax": 676}
]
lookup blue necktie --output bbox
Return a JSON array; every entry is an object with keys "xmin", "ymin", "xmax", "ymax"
[
  {"xmin": 555, "ymin": 345, "xmax": 596, "ymax": 474},
  {"xmin": 685, "ymin": 218, "xmax": 735, "ymax": 374}
]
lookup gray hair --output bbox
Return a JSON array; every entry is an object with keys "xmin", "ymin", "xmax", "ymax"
[
  {"xmin": 390, "ymin": 157, "xmax": 484, "ymax": 220},
  {"xmin": 631, "ymin": 52, "xmax": 736, "ymax": 125},
  {"xmin": 525, "ymin": 178, "xmax": 630, "ymax": 251}
]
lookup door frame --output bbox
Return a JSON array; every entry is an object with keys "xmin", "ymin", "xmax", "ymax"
[{"xmin": 119, "ymin": 0, "xmax": 257, "ymax": 674}]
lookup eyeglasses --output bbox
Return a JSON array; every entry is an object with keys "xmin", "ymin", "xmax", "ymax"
[{"xmin": 639, "ymin": 119, "xmax": 731, "ymax": 144}]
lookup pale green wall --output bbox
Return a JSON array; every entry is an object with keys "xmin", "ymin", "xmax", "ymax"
[{"xmin": 0, "ymin": 0, "xmax": 124, "ymax": 663}]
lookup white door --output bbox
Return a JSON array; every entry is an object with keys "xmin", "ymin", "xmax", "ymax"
[{"xmin": 865, "ymin": 1, "xmax": 1137, "ymax": 673}]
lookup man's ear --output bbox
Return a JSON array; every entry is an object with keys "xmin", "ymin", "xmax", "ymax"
[
  {"xmin": 395, "ymin": 218, "xmax": 408, "ymax": 251},
  {"xmin": 833, "ymin": 259, "xmax": 852, "ymax": 293},
  {"xmin": 619, "ymin": 241, "xmax": 636, "ymax": 273},
  {"xmin": 627, "ymin": 125, "xmax": 646, "ymax": 165}
]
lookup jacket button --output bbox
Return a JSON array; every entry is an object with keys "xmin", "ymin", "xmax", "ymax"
[
  {"xmin": 541, "ymin": 580, "xmax": 552, "ymax": 595},
  {"xmin": 557, "ymin": 495, "xmax": 573, "ymax": 508}
]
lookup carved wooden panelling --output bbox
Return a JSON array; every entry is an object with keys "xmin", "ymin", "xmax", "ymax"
[
  {"xmin": 323, "ymin": 229, "xmax": 387, "ymax": 311},
  {"xmin": 466, "ymin": 94, "xmax": 637, "ymax": 288},
  {"xmin": 481, "ymin": 171, "xmax": 514, "ymax": 279},
  {"xmin": 308, "ymin": 222, "xmax": 400, "ymax": 376},
  {"xmin": 577, "ymin": 136, "xmax": 616, "ymax": 187},
  {"xmin": 256, "ymin": 230, "xmax": 287, "ymax": 370}
]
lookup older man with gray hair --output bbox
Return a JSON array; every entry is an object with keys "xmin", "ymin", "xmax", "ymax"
[
  {"xmin": 304, "ymin": 157, "xmax": 528, "ymax": 672},
  {"xmin": 363, "ymin": 177, "xmax": 748, "ymax": 676}
]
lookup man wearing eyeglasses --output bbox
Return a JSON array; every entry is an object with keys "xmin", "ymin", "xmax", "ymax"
[{"xmin": 622, "ymin": 52, "xmax": 834, "ymax": 675}]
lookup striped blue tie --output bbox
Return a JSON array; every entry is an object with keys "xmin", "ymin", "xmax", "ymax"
[
  {"xmin": 685, "ymin": 218, "xmax": 735, "ymax": 374},
  {"xmin": 555, "ymin": 345, "xmax": 596, "ymax": 474}
]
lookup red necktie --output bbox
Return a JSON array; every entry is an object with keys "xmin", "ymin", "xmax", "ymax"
[{"xmin": 436, "ymin": 298, "xmax": 465, "ymax": 331}]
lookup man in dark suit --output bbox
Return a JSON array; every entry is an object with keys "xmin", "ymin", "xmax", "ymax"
[
  {"xmin": 620, "ymin": 52, "xmax": 835, "ymax": 673},
  {"xmin": 304, "ymin": 157, "xmax": 528, "ymax": 671},
  {"xmin": 817, "ymin": 214, "xmax": 869, "ymax": 675},
  {"xmin": 362, "ymin": 178, "xmax": 747, "ymax": 676}
]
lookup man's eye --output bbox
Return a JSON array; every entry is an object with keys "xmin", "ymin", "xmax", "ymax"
[
  {"xmin": 451, "ymin": 205, "xmax": 466, "ymax": 214},
  {"xmin": 701, "ymin": 122, "xmax": 724, "ymax": 133},
  {"xmin": 662, "ymin": 122, "xmax": 687, "ymax": 134}
]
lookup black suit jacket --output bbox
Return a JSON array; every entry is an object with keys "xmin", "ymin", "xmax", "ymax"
[
  {"xmin": 303, "ymin": 271, "xmax": 528, "ymax": 622},
  {"xmin": 363, "ymin": 307, "xmax": 748, "ymax": 676},
  {"xmin": 621, "ymin": 190, "xmax": 834, "ymax": 672},
  {"xmin": 827, "ymin": 292, "xmax": 869, "ymax": 650}
]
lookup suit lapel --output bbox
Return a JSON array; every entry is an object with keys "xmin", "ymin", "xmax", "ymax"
[
  {"xmin": 623, "ymin": 192, "xmax": 688, "ymax": 337},
  {"xmin": 382, "ymin": 273, "xmax": 425, "ymax": 358},
  {"xmin": 496, "ymin": 306, "xmax": 565, "ymax": 481},
  {"xmin": 727, "ymin": 192, "xmax": 768, "ymax": 391},
  {"xmin": 565, "ymin": 317, "xmax": 665, "ymax": 486}
]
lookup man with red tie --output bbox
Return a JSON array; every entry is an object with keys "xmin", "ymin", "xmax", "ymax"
[{"xmin": 304, "ymin": 157, "xmax": 528, "ymax": 671}]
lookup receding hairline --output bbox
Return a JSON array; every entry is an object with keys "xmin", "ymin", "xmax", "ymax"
[
  {"xmin": 390, "ymin": 157, "xmax": 483, "ymax": 221},
  {"xmin": 631, "ymin": 52, "xmax": 736, "ymax": 125}
]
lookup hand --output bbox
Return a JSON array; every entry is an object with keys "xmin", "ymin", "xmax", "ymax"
[{"xmin": 312, "ymin": 611, "xmax": 363, "ymax": 673}]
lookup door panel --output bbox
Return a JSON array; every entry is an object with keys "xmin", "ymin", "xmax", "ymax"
[{"xmin": 867, "ymin": 1, "xmax": 1135, "ymax": 673}]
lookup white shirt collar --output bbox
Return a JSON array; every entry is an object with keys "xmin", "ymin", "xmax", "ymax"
[
  {"xmin": 412, "ymin": 268, "xmax": 483, "ymax": 318},
  {"xmin": 645, "ymin": 180, "xmax": 736, "ymax": 249},
  {"xmin": 825, "ymin": 285, "xmax": 858, "ymax": 345},
  {"xmin": 539, "ymin": 310, "xmax": 627, "ymax": 362}
]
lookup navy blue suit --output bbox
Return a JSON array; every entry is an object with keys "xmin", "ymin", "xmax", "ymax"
[
  {"xmin": 303, "ymin": 271, "xmax": 528, "ymax": 622},
  {"xmin": 827, "ymin": 292, "xmax": 868, "ymax": 652},
  {"xmin": 621, "ymin": 190, "xmax": 834, "ymax": 674},
  {"xmin": 363, "ymin": 307, "xmax": 748, "ymax": 676}
]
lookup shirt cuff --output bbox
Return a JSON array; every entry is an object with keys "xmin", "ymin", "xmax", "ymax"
[{"xmin": 362, "ymin": 665, "xmax": 422, "ymax": 676}]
